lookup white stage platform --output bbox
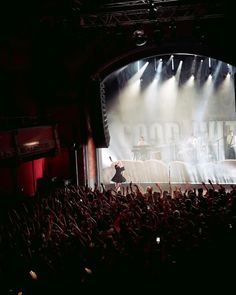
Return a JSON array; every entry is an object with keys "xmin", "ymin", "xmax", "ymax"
[{"xmin": 102, "ymin": 159, "xmax": 236, "ymax": 185}]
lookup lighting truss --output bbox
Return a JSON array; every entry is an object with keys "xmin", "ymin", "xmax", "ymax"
[{"xmin": 76, "ymin": 1, "xmax": 224, "ymax": 28}]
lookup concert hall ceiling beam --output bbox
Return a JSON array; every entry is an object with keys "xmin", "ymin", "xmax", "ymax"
[
  {"xmin": 73, "ymin": 0, "xmax": 179, "ymax": 12},
  {"xmin": 76, "ymin": 2, "xmax": 224, "ymax": 28},
  {"xmin": 102, "ymin": 0, "xmax": 179, "ymax": 10}
]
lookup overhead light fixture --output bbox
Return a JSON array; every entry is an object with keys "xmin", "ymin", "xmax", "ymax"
[
  {"xmin": 132, "ymin": 29, "xmax": 148, "ymax": 46},
  {"xmin": 24, "ymin": 141, "xmax": 39, "ymax": 147},
  {"xmin": 148, "ymin": 0, "xmax": 158, "ymax": 21}
]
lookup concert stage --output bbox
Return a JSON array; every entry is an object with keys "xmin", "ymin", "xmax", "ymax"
[{"xmin": 102, "ymin": 159, "xmax": 236, "ymax": 186}]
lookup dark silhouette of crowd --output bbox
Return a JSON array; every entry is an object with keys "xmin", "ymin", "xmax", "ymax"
[{"xmin": 0, "ymin": 180, "xmax": 236, "ymax": 294}]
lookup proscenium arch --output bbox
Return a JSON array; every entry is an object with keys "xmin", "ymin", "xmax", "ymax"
[
  {"xmin": 88, "ymin": 41, "xmax": 236, "ymax": 149},
  {"xmin": 91, "ymin": 43, "xmax": 236, "ymax": 81}
]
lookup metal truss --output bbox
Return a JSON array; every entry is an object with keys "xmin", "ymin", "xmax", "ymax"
[
  {"xmin": 77, "ymin": 2, "xmax": 224, "ymax": 28},
  {"xmin": 102, "ymin": 0, "xmax": 179, "ymax": 10}
]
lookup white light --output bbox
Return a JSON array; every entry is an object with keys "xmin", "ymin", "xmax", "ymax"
[
  {"xmin": 84, "ymin": 267, "xmax": 92, "ymax": 274},
  {"xmin": 155, "ymin": 58, "xmax": 162, "ymax": 72},
  {"xmin": 154, "ymin": 57, "xmax": 157, "ymax": 71},
  {"xmin": 175, "ymin": 60, "xmax": 183, "ymax": 82},
  {"xmin": 227, "ymin": 63, "xmax": 232, "ymax": 75},
  {"xmin": 128, "ymin": 61, "xmax": 149, "ymax": 84},
  {"xmin": 24, "ymin": 141, "xmax": 39, "ymax": 147},
  {"xmin": 171, "ymin": 57, "xmax": 174, "ymax": 71},
  {"xmin": 209, "ymin": 57, "xmax": 211, "ymax": 68},
  {"xmin": 185, "ymin": 74, "xmax": 195, "ymax": 86},
  {"xmin": 29, "ymin": 270, "xmax": 38, "ymax": 280},
  {"xmin": 156, "ymin": 237, "xmax": 161, "ymax": 244}
]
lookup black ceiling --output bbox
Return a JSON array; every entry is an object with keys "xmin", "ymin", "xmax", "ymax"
[{"xmin": 0, "ymin": 0, "xmax": 235, "ymax": 116}]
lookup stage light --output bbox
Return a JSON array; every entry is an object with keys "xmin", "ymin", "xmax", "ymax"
[
  {"xmin": 154, "ymin": 57, "xmax": 163, "ymax": 73},
  {"xmin": 148, "ymin": 0, "xmax": 158, "ymax": 21},
  {"xmin": 128, "ymin": 61, "xmax": 149, "ymax": 84},
  {"xmin": 156, "ymin": 59, "xmax": 163, "ymax": 75},
  {"xmin": 132, "ymin": 29, "xmax": 147, "ymax": 46},
  {"xmin": 175, "ymin": 60, "xmax": 183, "ymax": 83},
  {"xmin": 29, "ymin": 270, "xmax": 38, "ymax": 280},
  {"xmin": 168, "ymin": 20, "xmax": 177, "ymax": 39},
  {"xmin": 208, "ymin": 57, "xmax": 211, "ymax": 69},
  {"xmin": 190, "ymin": 55, "xmax": 197, "ymax": 76},
  {"xmin": 227, "ymin": 63, "xmax": 232, "ymax": 75},
  {"xmin": 137, "ymin": 60, "xmax": 140, "ymax": 71},
  {"xmin": 171, "ymin": 55, "xmax": 174, "ymax": 71},
  {"xmin": 24, "ymin": 141, "xmax": 39, "ymax": 147}
]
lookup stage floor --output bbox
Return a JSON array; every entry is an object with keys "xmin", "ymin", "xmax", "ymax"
[{"xmin": 102, "ymin": 159, "xmax": 236, "ymax": 186}]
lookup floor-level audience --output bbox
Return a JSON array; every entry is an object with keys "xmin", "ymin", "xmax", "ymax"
[{"xmin": 0, "ymin": 182, "xmax": 235, "ymax": 294}]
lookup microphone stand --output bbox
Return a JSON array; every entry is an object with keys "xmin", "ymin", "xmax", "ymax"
[{"xmin": 215, "ymin": 136, "xmax": 224, "ymax": 161}]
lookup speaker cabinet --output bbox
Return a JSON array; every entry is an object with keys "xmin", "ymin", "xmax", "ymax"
[
  {"xmin": 0, "ymin": 125, "xmax": 59, "ymax": 163},
  {"xmin": 89, "ymin": 80, "xmax": 110, "ymax": 148}
]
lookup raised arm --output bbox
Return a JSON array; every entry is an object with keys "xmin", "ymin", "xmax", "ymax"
[
  {"xmin": 101, "ymin": 182, "xmax": 106, "ymax": 193},
  {"xmin": 155, "ymin": 183, "xmax": 163, "ymax": 196},
  {"xmin": 202, "ymin": 181, "xmax": 208, "ymax": 193},
  {"xmin": 208, "ymin": 179, "xmax": 215, "ymax": 191},
  {"xmin": 129, "ymin": 181, "xmax": 133, "ymax": 194}
]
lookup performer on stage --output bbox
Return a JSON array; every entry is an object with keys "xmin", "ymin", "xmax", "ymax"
[
  {"xmin": 187, "ymin": 133, "xmax": 198, "ymax": 162},
  {"xmin": 137, "ymin": 135, "xmax": 148, "ymax": 146},
  {"xmin": 109, "ymin": 156, "xmax": 126, "ymax": 191},
  {"xmin": 226, "ymin": 129, "xmax": 236, "ymax": 159},
  {"xmin": 136, "ymin": 135, "xmax": 149, "ymax": 160}
]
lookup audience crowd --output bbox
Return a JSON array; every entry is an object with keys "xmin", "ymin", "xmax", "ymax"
[{"xmin": 0, "ymin": 181, "xmax": 236, "ymax": 294}]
